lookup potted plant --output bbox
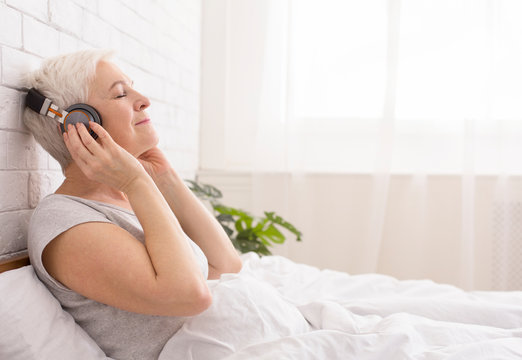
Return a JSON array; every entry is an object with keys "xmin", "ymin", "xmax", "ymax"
[{"xmin": 186, "ymin": 179, "xmax": 302, "ymax": 256}]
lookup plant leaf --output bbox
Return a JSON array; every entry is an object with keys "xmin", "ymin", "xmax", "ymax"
[
  {"xmin": 258, "ymin": 224, "xmax": 285, "ymax": 244},
  {"xmin": 253, "ymin": 218, "xmax": 269, "ymax": 232},
  {"xmin": 264, "ymin": 211, "xmax": 302, "ymax": 241},
  {"xmin": 216, "ymin": 213, "xmax": 235, "ymax": 223},
  {"xmin": 185, "ymin": 179, "xmax": 223, "ymax": 200},
  {"xmin": 214, "ymin": 204, "xmax": 251, "ymax": 218},
  {"xmin": 231, "ymin": 236, "xmax": 272, "ymax": 256}
]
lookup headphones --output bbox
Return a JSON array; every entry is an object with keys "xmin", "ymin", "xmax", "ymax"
[{"xmin": 25, "ymin": 88, "xmax": 102, "ymax": 139}]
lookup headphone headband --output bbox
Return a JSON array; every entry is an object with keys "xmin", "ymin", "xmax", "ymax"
[{"xmin": 26, "ymin": 88, "xmax": 69, "ymax": 123}]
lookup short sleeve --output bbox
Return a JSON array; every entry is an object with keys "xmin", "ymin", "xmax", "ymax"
[{"xmin": 27, "ymin": 195, "xmax": 112, "ymax": 291}]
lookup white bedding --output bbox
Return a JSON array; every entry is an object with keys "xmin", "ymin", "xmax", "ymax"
[
  {"xmin": 1, "ymin": 253, "xmax": 521, "ymax": 359},
  {"xmin": 160, "ymin": 253, "xmax": 522, "ymax": 359}
]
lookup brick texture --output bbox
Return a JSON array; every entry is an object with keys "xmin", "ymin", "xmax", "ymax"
[{"xmin": 0, "ymin": 0, "xmax": 202, "ymax": 258}]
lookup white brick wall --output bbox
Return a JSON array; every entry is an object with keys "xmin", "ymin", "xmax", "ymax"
[{"xmin": 0, "ymin": 0, "xmax": 202, "ymax": 260}]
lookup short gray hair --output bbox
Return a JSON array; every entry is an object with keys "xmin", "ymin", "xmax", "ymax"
[{"xmin": 23, "ymin": 49, "xmax": 115, "ymax": 171}]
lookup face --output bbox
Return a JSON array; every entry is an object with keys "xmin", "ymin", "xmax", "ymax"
[{"xmin": 87, "ymin": 60, "xmax": 158, "ymax": 157}]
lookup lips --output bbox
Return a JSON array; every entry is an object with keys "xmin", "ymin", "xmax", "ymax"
[{"xmin": 135, "ymin": 118, "xmax": 150, "ymax": 126}]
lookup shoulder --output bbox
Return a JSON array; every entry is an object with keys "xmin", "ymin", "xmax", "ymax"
[
  {"xmin": 29, "ymin": 194, "xmax": 111, "ymax": 236},
  {"xmin": 32, "ymin": 193, "xmax": 105, "ymax": 217},
  {"xmin": 28, "ymin": 194, "xmax": 112, "ymax": 262}
]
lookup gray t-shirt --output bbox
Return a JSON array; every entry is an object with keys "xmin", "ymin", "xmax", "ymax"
[{"xmin": 27, "ymin": 194, "xmax": 209, "ymax": 360}]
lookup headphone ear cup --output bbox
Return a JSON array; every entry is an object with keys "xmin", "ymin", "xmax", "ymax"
[{"xmin": 60, "ymin": 104, "xmax": 103, "ymax": 139}]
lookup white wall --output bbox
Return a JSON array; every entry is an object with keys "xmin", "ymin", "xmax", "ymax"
[{"xmin": 0, "ymin": 0, "xmax": 202, "ymax": 261}]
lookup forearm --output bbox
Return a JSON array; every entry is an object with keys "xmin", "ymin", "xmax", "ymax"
[
  {"xmin": 152, "ymin": 169, "xmax": 242, "ymax": 277},
  {"xmin": 124, "ymin": 175, "xmax": 208, "ymax": 289}
]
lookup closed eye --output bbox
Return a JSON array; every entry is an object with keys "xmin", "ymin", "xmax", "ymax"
[{"xmin": 115, "ymin": 93, "xmax": 127, "ymax": 99}]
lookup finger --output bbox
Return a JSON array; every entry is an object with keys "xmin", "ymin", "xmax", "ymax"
[
  {"xmin": 66, "ymin": 123, "xmax": 89, "ymax": 152},
  {"xmin": 63, "ymin": 129, "xmax": 90, "ymax": 169},
  {"xmin": 65, "ymin": 124, "xmax": 95, "ymax": 162},
  {"xmin": 88, "ymin": 121, "xmax": 113, "ymax": 145},
  {"xmin": 76, "ymin": 123, "xmax": 104, "ymax": 157}
]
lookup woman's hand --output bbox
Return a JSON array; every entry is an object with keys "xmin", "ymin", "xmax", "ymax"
[
  {"xmin": 138, "ymin": 146, "xmax": 173, "ymax": 180},
  {"xmin": 63, "ymin": 122, "xmax": 147, "ymax": 193}
]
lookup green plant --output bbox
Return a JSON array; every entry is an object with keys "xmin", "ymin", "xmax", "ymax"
[{"xmin": 186, "ymin": 179, "xmax": 302, "ymax": 256}]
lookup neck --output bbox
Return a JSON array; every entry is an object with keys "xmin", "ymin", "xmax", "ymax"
[{"xmin": 56, "ymin": 162, "xmax": 130, "ymax": 207}]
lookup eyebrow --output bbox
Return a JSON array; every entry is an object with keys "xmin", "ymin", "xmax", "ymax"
[{"xmin": 109, "ymin": 79, "xmax": 134, "ymax": 91}]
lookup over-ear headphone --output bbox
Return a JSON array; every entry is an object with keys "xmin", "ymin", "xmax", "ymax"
[{"xmin": 25, "ymin": 88, "xmax": 102, "ymax": 139}]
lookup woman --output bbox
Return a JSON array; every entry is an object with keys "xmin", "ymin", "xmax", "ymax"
[{"xmin": 23, "ymin": 49, "xmax": 242, "ymax": 360}]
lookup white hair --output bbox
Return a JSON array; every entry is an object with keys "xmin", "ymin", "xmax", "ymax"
[{"xmin": 23, "ymin": 49, "xmax": 115, "ymax": 171}]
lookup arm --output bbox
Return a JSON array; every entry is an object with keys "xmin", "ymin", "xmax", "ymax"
[
  {"xmin": 43, "ymin": 122, "xmax": 211, "ymax": 316},
  {"xmin": 138, "ymin": 148, "xmax": 242, "ymax": 279},
  {"xmin": 156, "ymin": 169, "xmax": 242, "ymax": 279}
]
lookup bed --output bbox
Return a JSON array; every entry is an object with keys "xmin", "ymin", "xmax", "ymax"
[{"xmin": 1, "ymin": 252, "xmax": 522, "ymax": 359}]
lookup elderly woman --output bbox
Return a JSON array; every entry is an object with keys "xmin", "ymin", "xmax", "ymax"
[{"xmin": 23, "ymin": 49, "xmax": 242, "ymax": 360}]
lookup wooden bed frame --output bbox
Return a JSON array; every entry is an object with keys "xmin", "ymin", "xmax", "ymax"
[{"xmin": 0, "ymin": 254, "xmax": 30, "ymax": 274}]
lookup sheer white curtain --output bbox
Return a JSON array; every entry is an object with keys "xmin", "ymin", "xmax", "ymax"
[{"xmin": 201, "ymin": 0, "xmax": 522, "ymax": 290}]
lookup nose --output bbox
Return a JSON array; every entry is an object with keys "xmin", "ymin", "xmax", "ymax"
[{"xmin": 134, "ymin": 91, "xmax": 150, "ymax": 111}]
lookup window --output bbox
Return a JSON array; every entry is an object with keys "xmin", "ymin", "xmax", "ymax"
[{"xmin": 287, "ymin": 0, "xmax": 522, "ymax": 173}]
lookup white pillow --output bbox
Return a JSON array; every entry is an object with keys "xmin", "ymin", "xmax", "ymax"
[{"xmin": 0, "ymin": 265, "xmax": 111, "ymax": 360}]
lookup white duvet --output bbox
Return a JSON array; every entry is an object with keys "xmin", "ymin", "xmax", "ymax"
[{"xmin": 159, "ymin": 253, "xmax": 522, "ymax": 359}]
